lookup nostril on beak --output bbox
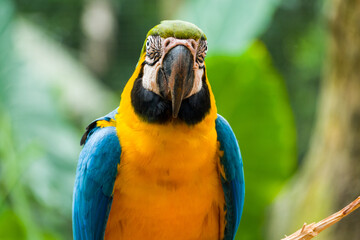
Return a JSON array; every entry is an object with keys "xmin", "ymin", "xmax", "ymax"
[
  {"xmin": 164, "ymin": 39, "xmax": 171, "ymax": 48},
  {"xmin": 190, "ymin": 41, "xmax": 196, "ymax": 50}
]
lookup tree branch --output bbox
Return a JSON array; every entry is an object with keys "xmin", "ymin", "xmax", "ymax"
[{"xmin": 281, "ymin": 196, "xmax": 360, "ymax": 240}]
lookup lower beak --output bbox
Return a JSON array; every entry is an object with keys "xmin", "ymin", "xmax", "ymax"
[{"xmin": 161, "ymin": 45, "xmax": 194, "ymax": 118}]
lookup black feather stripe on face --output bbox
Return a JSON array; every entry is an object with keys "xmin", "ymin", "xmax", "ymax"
[
  {"xmin": 131, "ymin": 68, "xmax": 211, "ymax": 125},
  {"xmin": 177, "ymin": 78, "xmax": 211, "ymax": 125},
  {"xmin": 131, "ymin": 77, "xmax": 172, "ymax": 123}
]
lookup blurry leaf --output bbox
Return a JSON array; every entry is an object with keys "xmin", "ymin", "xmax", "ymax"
[
  {"xmin": 261, "ymin": 1, "xmax": 325, "ymax": 161},
  {"xmin": 41, "ymin": 231, "xmax": 61, "ymax": 240},
  {"xmin": 206, "ymin": 41, "xmax": 296, "ymax": 239},
  {"xmin": 13, "ymin": 19, "xmax": 118, "ymax": 125},
  {"xmin": 0, "ymin": 7, "xmax": 118, "ymax": 239},
  {"xmin": 0, "ymin": 210, "xmax": 26, "ymax": 240},
  {"xmin": 0, "ymin": 0, "xmax": 14, "ymax": 104},
  {"xmin": 5, "ymin": 18, "xmax": 119, "ymax": 238},
  {"xmin": 177, "ymin": 0, "xmax": 281, "ymax": 54}
]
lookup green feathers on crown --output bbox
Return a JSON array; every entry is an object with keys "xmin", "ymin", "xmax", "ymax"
[{"xmin": 140, "ymin": 20, "xmax": 207, "ymax": 56}]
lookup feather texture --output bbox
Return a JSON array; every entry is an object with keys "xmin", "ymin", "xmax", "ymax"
[
  {"xmin": 73, "ymin": 110, "xmax": 121, "ymax": 240},
  {"xmin": 216, "ymin": 114, "xmax": 245, "ymax": 240}
]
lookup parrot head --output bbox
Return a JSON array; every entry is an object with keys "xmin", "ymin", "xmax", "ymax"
[{"xmin": 130, "ymin": 20, "xmax": 212, "ymax": 125}]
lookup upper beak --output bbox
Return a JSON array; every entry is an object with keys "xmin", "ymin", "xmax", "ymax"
[{"xmin": 160, "ymin": 45, "xmax": 194, "ymax": 118}]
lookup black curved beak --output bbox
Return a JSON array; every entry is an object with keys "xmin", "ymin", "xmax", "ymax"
[{"xmin": 160, "ymin": 45, "xmax": 194, "ymax": 118}]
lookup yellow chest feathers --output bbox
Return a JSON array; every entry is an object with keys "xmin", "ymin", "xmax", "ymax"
[{"xmin": 104, "ymin": 115, "xmax": 225, "ymax": 240}]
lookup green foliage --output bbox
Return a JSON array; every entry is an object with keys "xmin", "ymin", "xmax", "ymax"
[
  {"xmin": 207, "ymin": 42, "xmax": 296, "ymax": 239},
  {"xmin": 0, "ymin": 210, "xmax": 26, "ymax": 240},
  {"xmin": 177, "ymin": 0, "xmax": 281, "ymax": 54},
  {"xmin": 14, "ymin": 0, "xmax": 83, "ymax": 49},
  {"xmin": 0, "ymin": 1, "xmax": 116, "ymax": 239},
  {"xmin": 261, "ymin": 1, "xmax": 325, "ymax": 161}
]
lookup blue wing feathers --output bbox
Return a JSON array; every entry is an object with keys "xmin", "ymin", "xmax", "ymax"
[
  {"xmin": 215, "ymin": 114, "xmax": 245, "ymax": 240},
  {"xmin": 80, "ymin": 108, "xmax": 119, "ymax": 146},
  {"xmin": 73, "ymin": 109, "xmax": 121, "ymax": 240},
  {"xmin": 73, "ymin": 111, "xmax": 242, "ymax": 240}
]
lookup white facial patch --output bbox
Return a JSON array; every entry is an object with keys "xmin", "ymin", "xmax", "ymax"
[
  {"xmin": 189, "ymin": 67, "xmax": 203, "ymax": 96},
  {"xmin": 142, "ymin": 36, "xmax": 207, "ymax": 98},
  {"xmin": 142, "ymin": 61, "xmax": 162, "ymax": 96}
]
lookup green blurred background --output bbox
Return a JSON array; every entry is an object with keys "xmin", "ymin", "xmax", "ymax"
[{"xmin": 0, "ymin": 0, "xmax": 327, "ymax": 239}]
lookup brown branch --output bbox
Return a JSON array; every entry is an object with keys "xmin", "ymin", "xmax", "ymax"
[{"xmin": 281, "ymin": 196, "xmax": 360, "ymax": 240}]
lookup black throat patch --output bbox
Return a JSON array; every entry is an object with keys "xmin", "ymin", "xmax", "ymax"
[{"xmin": 130, "ymin": 68, "xmax": 211, "ymax": 125}]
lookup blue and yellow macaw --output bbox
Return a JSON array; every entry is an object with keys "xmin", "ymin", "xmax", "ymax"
[{"xmin": 72, "ymin": 20, "xmax": 244, "ymax": 240}]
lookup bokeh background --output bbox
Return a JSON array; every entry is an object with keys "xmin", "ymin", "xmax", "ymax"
[{"xmin": 1, "ymin": 0, "xmax": 360, "ymax": 239}]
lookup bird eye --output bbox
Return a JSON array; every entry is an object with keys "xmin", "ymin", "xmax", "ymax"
[
  {"xmin": 146, "ymin": 38, "xmax": 151, "ymax": 51},
  {"xmin": 145, "ymin": 36, "xmax": 162, "ymax": 64},
  {"xmin": 196, "ymin": 40, "xmax": 207, "ymax": 67}
]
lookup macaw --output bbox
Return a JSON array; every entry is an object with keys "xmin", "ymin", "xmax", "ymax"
[{"xmin": 72, "ymin": 20, "xmax": 244, "ymax": 240}]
